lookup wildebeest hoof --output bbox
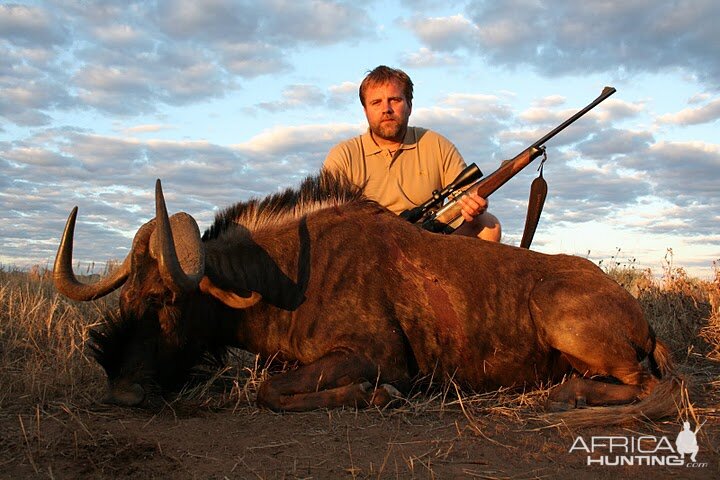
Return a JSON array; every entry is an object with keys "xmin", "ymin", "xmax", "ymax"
[
  {"xmin": 380, "ymin": 383, "xmax": 402, "ymax": 398},
  {"xmin": 545, "ymin": 399, "xmax": 575, "ymax": 412},
  {"xmin": 545, "ymin": 395, "xmax": 588, "ymax": 412},
  {"xmin": 370, "ymin": 384, "xmax": 403, "ymax": 407},
  {"xmin": 359, "ymin": 381, "xmax": 373, "ymax": 393},
  {"xmin": 357, "ymin": 382, "xmax": 403, "ymax": 407},
  {"xmin": 103, "ymin": 382, "xmax": 145, "ymax": 407}
]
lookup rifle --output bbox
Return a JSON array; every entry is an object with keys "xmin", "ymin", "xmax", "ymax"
[
  {"xmin": 399, "ymin": 162, "xmax": 483, "ymax": 223},
  {"xmin": 410, "ymin": 86, "xmax": 616, "ymax": 234}
]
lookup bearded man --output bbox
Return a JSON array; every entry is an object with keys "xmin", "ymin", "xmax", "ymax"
[{"xmin": 323, "ymin": 65, "xmax": 500, "ymax": 240}]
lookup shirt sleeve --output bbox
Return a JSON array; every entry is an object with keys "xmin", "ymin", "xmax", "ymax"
[
  {"xmin": 323, "ymin": 143, "xmax": 351, "ymax": 176},
  {"xmin": 438, "ymin": 135, "xmax": 468, "ymax": 187},
  {"xmin": 323, "ymin": 136, "xmax": 368, "ymax": 188}
]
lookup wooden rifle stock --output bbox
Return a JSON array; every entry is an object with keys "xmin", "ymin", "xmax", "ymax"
[
  {"xmin": 423, "ymin": 148, "xmax": 544, "ymax": 232},
  {"xmin": 421, "ymin": 86, "xmax": 616, "ymax": 234}
]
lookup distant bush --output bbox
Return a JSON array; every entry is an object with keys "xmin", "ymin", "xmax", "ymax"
[{"xmin": 600, "ymin": 249, "xmax": 719, "ymax": 357}]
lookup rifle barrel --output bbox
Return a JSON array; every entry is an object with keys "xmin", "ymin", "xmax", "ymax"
[{"xmin": 531, "ymin": 86, "xmax": 616, "ymax": 149}]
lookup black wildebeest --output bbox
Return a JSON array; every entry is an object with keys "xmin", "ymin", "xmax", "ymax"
[{"xmin": 54, "ymin": 173, "xmax": 678, "ymax": 419}]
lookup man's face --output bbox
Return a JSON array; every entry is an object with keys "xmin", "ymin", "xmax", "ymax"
[{"xmin": 363, "ymin": 80, "xmax": 412, "ymax": 143}]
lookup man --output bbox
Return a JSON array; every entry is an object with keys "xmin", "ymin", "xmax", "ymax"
[{"xmin": 323, "ymin": 65, "xmax": 501, "ymax": 241}]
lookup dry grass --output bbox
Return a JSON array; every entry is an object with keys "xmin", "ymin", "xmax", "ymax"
[
  {"xmin": 0, "ymin": 267, "xmax": 109, "ymax": 411},
  {"xmin": 1, "ymin": 255, "xmax": 719, "ymax": 477}
]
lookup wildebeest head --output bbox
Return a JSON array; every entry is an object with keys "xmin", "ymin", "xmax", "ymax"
[{"xmin": 53, "ymin": 181, "xmax": 260, "ymax": 406}]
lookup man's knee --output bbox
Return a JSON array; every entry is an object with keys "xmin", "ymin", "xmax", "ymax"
[
  {"xmin": 478, "ymin": 212, "xmax": 501, "ymax": 242},
  {"xmin": 455, "ymin": 212, "xmax": 502, "ymax": 242}
]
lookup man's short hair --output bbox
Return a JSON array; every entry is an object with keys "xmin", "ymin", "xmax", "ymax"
[{"xmin": 359, "ymin": 65, "xmax": 414, "ymax": 107}]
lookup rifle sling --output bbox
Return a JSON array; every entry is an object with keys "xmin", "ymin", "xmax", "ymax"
[{"xmin": 519, "ymin": 162, "xmax": 547, "ymax": 249}]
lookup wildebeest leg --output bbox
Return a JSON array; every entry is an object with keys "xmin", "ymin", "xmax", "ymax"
[
  {"xmin": 545, "ymin": 342, "xmax": 658, "ymax": 410},
  {"xmin": 533, "ymin": 274, "xmax": 659, "ymax": 409},
  {"xmin": 256, "ymin": 350, "xmax": 403, "ymax": 411},
  {"xmin": 546, "ymin": 351, "xmax": 656, "ymax": 409},
  {"xmin": 547, "ymin": 376, "xmax": 650, "ymax": 410}
]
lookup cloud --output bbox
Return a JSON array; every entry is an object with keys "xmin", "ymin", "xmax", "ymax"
[
  {"xmin": 328, "ymin": 82, "xmax": 357, "ymax": 96},
  {"xmin": 413, "ymin": 91, "xmax": 629, "ymax": 165},
  {"xmin": 595, "ymin": 98, "xmax": 646, "ymax": 122},
  {"xmin": 2, "ymin": 129, "xmax": 249, "ymax": 198},
  {"xmin": 216, "ymin": 41, "xmax": 290, "ymax": 77},
  {"xmin": 636, "ymin": 140, "xmax": 720, "ymax": 207},
  {"xmin": 71, "ymin": 42, "xmax": 239, "ymax": 114},
  {"xmin": 256, "ymin": 85, "xmax": 327, "ymax": 112},
  {"xmin": 0, "ymin": 43, "xmax": 75, "ymax": 125},
  {"xmin": 257, "ymin": 0, "xmax": 371, "ymax": 45},
  {"xmin": 153, "ymin": 0, "xmax": 262, "ymax": 41},
  {"xmin": 254, "ymin": 81, "xmax": 367, "ymax": 113},
  {"xmin": 237, "ymin": 123, "xmax": 361, "ymax": 157},
  {"xmin": 404, "ymin": 1, "xmax": 720, "ymax": 90},
  {"xmin": 575, "ymin": 128, "xmax": 655, "ymax": 158},
  {"xmin": 657, "ymin": 97, "xmax": 720, "ymax": 125},
  {"xmin": 118, "ymin": 124, "xmax": 177, "ymax": 135},
  {"xmin": 402, "ymin": 14, "xmax": 478, "ymax": 51},
  {"xmin": 533, "ymin": 95, "xmax": 566, "ymax": 108},
  {"xmin": 90, "ymin": 23, "xmax": 147, "ymax": 46},
  {"xmin": 0, "ymin": 0, "xmax": 373, "ymax": 126},
  {"xmin": 151, "ymin": 0, "xmax": 372, "ymax": 46},
  {"xmin": 401, "ymin": 47, "xmax": 464, "ymax": 68},
  {"xmin": 0, "ymin": 4, "xmax": 68, "ymax": 46},
  {"xmin": 1, "ymin": 129, "xmax": 264, "ymax": 267},
  {"xmin": 327, "ymin": 81, "xmax": 359, "ymax": 106},
  {"xmin": 0, "ymin": 120, "xmax": 357, "ymax": 268}
]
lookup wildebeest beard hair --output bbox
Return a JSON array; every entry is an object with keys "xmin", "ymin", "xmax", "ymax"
[
  {"xmin": 90, "ymin": 307, "xmax": 230, "ymax": 392},
  {"xmin": 202, "ymin": 171, "xmax": 368, "ymax": 240}
]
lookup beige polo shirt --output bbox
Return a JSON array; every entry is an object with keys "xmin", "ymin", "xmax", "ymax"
[{"xmin": 323, "ymin": 127, "xmax": 467, "ymax": 215}]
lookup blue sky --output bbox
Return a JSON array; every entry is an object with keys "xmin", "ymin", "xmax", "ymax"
[{"xmin": 1, "ymin": 0, "xmax": 719, "ymax": 279}]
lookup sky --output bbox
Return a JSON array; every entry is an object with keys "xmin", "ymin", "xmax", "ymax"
[{"xmin": 1, "ymin": 0, "xmax": 719, "ymax": 279}]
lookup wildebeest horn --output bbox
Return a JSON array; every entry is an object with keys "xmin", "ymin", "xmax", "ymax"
[
  {"xmin": 152, "ymin": 179, "xmax": 204, "ymax": 294},
  {"xmin": 53, "ymin": 207, "xmax": 131, "ymax": 301}
]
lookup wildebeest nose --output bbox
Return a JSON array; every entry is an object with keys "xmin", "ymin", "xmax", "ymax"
[{"xmin": 102, "ymin": 382, "xmax": 145, "ymax": 407}]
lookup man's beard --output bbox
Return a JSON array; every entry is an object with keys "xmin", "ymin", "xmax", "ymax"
[{"xmin": 371, "ymin": 117, "xmax": 407, "ymax": 142}]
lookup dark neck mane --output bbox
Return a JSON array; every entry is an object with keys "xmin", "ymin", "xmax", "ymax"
[{"xmin": 202, "ymin": 171, "xmax": 368, "ymax": 240}]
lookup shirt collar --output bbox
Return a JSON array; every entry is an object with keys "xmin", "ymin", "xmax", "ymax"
[{"xmin": 361, "ymin": 127, "xmax": 418, "ymax": 157}]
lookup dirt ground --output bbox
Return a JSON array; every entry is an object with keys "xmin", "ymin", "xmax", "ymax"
[{"xmin": 2, "ymin": 385, "xmax": 717, "ymax": 480}]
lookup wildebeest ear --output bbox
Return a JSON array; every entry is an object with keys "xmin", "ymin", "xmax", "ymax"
[{"xmin": 199, "ymin": 276, "xmax": 262, "ymax": 309}]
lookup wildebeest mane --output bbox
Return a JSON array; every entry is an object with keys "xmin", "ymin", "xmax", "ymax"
[{"xmin": 202, "ymin": 171, "xmax": 368, "ymax": 240}]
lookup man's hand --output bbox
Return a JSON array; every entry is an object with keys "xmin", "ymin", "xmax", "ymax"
[{"xmin": 457, "ymin": 192, "xmax": 488, "ymax": 222}]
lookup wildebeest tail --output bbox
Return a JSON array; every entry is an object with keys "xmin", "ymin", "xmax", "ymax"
[{"xmin": 648, "ymin": 338, "xmax": 674, "ymax": 379}]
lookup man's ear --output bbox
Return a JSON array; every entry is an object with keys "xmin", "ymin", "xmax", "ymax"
[{"xmin": 199, "ymin": 276, "xmax": 262, "ymax": 309}]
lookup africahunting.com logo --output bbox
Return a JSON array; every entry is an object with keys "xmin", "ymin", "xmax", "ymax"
[{"xmin": 569, "ymin": 421, "xmax": 708, "ymax": 468}]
